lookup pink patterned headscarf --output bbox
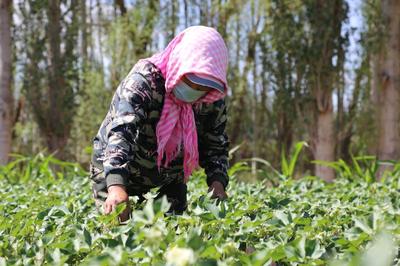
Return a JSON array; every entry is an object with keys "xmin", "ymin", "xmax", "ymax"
[{"xmin": 140, "ymin": 26, "xmax": 229, "ymax": 182}]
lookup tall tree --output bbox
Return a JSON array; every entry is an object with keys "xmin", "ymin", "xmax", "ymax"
[
  {"xmin": 337, "ymin": 56, "xmax": 367, "ymax": 162},
  {"xmin": 19, "ymin": 0, "xmax": 80, "ymax": 159},
  {"xmin": 0, "ymin": 0, "xmax": 13, "ymax": 164},
  {"xmin": 227, "ymin": 11, "xmax": 248, "ymax": 157},
  {"xmin": 375, "ymin": 0, "xmax": 400, "ymax": 177},
  {"xmin": 305, "ymin": 0, "xmax": 348, "ymax": 181},
  {"xmin": 249, "ymin": 0, "xmax": 265, "ymax": 177},
  {"xmin": 80, "ymin": 0, "xmax": 88, "ymax": 63},
  {"xmin": 266, "ymin": 0, "xmax": 306, "ymax": 165}
]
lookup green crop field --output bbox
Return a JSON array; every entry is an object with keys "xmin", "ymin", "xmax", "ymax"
[{"xmin": 0, "ymin": 153, "xmax": 399, "ymax": 265}]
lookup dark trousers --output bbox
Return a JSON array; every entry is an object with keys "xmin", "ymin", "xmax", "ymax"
[{"xmin": 154, "ymin": 178, "xmax": 188, "ymax": 214}]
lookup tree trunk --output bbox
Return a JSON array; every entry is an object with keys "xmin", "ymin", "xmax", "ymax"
[
  {"xmin": 314, "ymin": 93, "xmax": 335, "ymax": 181},
  {"xmin": 183, "ymin": 0, "xmax": 188, "ymax": 28},
  {"xmin": 251, "ymin": 46, "xmax": 258, "ymax": 177},
  {"xmin": 88, "ymin": 0, "xmax": 94, "ymax": 61},
  {"xmin": 80, "ymin": 0, "xmax": 88, "ymax": 62},
  {"xmin": 46, "ymin": 0, "xmax": 68, "ymax": 158},
  {"xmin": 309, "ymin": 0, "xmax": 346, "ymax": 182},
  {"xmin": 377, "ymin": 0, "xmax": 400, "ymax": 178},
  {"xmin": 115, "ymin": 0, "xmax": 126, "ymax": 15},
  {"xmin": 228, "ymin": 12, "xmax": 243, "ymax": 151},
  {"xmin": 338, "ymin": 55, "xmax": 366, "ymax": 162},
  {"xmin": 96, "ymin": 0, "xmax": 104, "ymax": 69},
  {"xmin": 0, "ymin": 0, "xmax": 13, "ymax": 165}
]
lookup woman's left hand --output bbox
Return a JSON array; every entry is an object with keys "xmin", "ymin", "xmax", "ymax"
[{"xmin": 208, "ymin": 181, "xmax": 228, "ymax": 200}]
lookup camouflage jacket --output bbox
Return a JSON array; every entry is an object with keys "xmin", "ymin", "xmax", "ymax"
[{"xmin": 90, "ymin": 60, "xmax": 230, "ymax": 192}]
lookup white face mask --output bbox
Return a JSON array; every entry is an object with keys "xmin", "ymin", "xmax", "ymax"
[{"xmin": 173, "ymin": 80, "xmax": 207, "ymax": 103}]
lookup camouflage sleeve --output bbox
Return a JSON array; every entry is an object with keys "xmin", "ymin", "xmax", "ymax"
[
  {"xmin": 103, "ymin": 74, "xmax": 151, "ymax": 189},
  {"xmin": 198, "ymin": 99, "xmax": 230, "ymax": 189}
]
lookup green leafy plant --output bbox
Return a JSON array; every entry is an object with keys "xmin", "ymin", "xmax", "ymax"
[
  {"xmin": 0, "ymin": 152, "xmax": 86, "ymax": 183},
  {"xmin": 0, "ymin": 153, "xmax": 399, "ymax": 265},
  {"xmin": 313, "ymin": 155, "xmax": 400, "ymax": 183},
  {"xmin": 281, "ymin": 141, "xmax": 308, "ymax": 178}
]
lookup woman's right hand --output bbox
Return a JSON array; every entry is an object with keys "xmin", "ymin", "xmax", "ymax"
[{"xmin": 104, "ymin": 185, "xmax": 131, "ymax": 222}]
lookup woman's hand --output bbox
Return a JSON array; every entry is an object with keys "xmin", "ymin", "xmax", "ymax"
[
  {"xmin": 104, "ymin": 185, "xmax": 131, "ymax": 222},
  {"xmin": 208, "ymin": 181, "xmax": 228, "ymax": 200}
]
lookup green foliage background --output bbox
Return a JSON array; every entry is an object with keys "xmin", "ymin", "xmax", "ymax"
[
  {"xmin": 10, "ymin": 0, "xmax": 385, "ymax": 174},
  {"xmin": 0, "ymin": 154, "xmax": 399, "ymax": 265}
]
